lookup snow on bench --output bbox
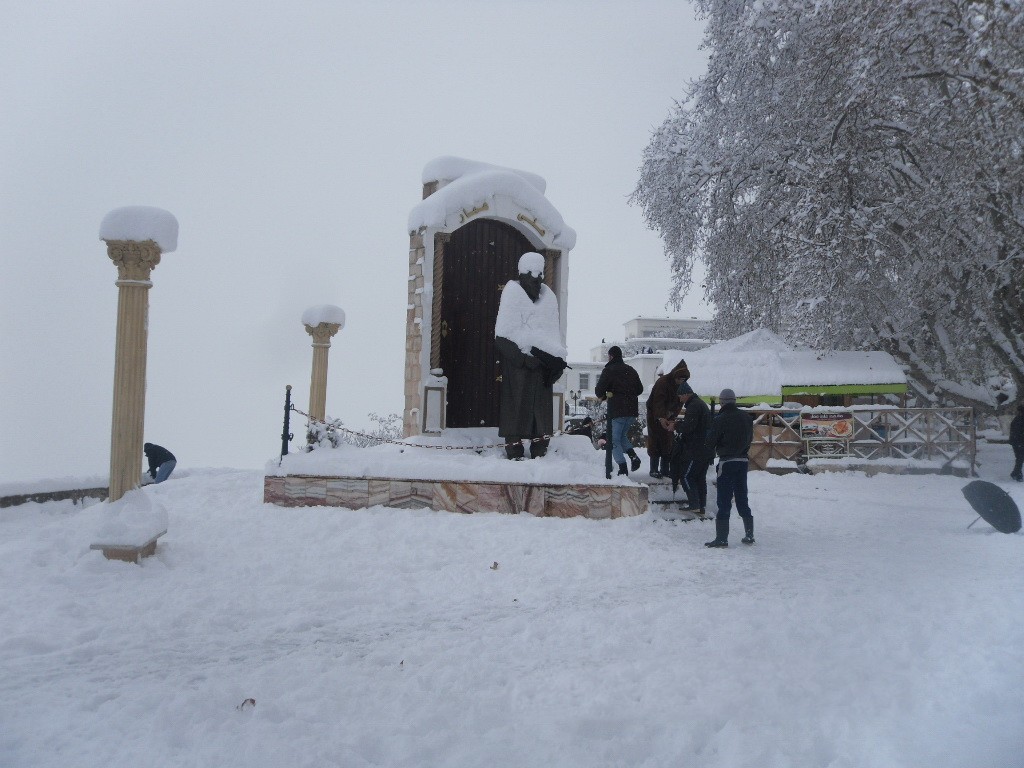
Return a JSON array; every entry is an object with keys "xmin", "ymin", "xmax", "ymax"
[
  {"xmin": 89, "ymin": 488, "xmax": 168, "ymax": 564},
  {"xmin": 90, "ymin": 529, "xmax": 166, "ymax": 563}
]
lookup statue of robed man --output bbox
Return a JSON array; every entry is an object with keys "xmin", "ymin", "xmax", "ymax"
[{"xmin": 494, "ymin": 252, "xmax": 567, "ymax": 459}]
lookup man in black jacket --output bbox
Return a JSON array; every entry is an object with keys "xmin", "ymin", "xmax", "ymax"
[
  {"xmin": 595, "ymin": 346, "xmax": 644, "ymax": 475},
  {"xmin": 143, "ymin": 443, "xmax": 176, "ymax": 484},
  {"xmin": 673, "ymin": 382, "xmax": 712, "ymax": 513},
  {"xmin": 1010, "ymin": 403, "xmax": 1023, "ymax": 482},
  {"xmin": 703, "ymin": 389, "xmax": 754, "ymax": 547}
]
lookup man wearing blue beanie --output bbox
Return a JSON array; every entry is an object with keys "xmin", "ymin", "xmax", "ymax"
[{"xmin": 703, "ymin": 388, "xmax": 754, "ymax": 547}]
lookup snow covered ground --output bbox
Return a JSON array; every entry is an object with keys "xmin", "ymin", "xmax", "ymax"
[{"xmin": 1, "ymin": 442, "xmax": 1021, "ymax": 768}]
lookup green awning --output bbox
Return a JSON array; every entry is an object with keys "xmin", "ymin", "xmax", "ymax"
[
  {"xmin": 695, "ymin": 394, "xmax": 779, "ymax": 405},
  {"xmin": 781, "ymin": 383, "xmax": 907, "ymax": 396}
]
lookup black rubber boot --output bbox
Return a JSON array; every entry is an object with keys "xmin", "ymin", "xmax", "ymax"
[
  {"xmin": 617, "ymin": 462, "xmax": 629, "ymax": 476},
  {"xmin": 705, "ymin": 518, "xmax": 729, "ymax": 548},
  {"xmin": 741, "ymin": 516, "xmax": 755, "ymax": 545},
  {"xmin": 627, "ymin": 449, "xmax": 641, "ymax": 473}
]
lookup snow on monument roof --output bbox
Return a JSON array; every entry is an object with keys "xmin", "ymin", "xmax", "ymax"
[
  {"xmin": 409, "ymin": 157, "xmax": 576, "ymax": 250},
  {"xmin": 99, "ymin": 206, "xmax": 178, "ymax": 253},
  {"xmin": 422, "ymin": 156, "xmax": 546, "ymax": 194},
  {"xmin": 301, "ymin": 304, "xmax": 346, "ymax": 328}
]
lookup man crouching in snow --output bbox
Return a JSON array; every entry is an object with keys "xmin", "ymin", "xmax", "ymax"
[{"xmin": 494, "ymin": 252, "xmax": 567, "ymax": 460}]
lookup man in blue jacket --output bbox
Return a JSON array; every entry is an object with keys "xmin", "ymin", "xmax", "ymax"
[
  {"xmin": 703, "ymin": 389, "xmax": 754, "ymax": 547},
  {"xmin": 673, "ymin": 382, "xmax": 712, "ymax": 514}
]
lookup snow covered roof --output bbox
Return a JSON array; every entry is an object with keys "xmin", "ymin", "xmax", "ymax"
[
  {"xmin": 408, "ymin": 157, "xmax": 576, "ymax": 250},
  {"xmin": 99, "ymin": 206, "xmax": 178, "ymax": 253},
  {"xmin": 657, "ymin": 329, "xmax": 905, "ymax": 400},
  {"xmin": 301, "ymin": 304, "xmax": 346, "ymax": 329},
  {"xmin": 781, "ymin": 351, "xmax": 906, "ymax": 388},
  {"xmin": 422, "ymin": 156, "xmax": 546, "ymax": 195}
]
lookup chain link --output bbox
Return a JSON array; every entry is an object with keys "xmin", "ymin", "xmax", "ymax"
[{"xmin": 291, "ymin": 406, "xmax": 592, "ymax": 451}]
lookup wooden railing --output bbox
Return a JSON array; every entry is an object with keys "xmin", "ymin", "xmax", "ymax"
[
  {"xmin": 746, "ymin": 407, "xmax": 976, "ymax": 473},
  {"xmin": 0, "ymin": 487, "xmax": 108, "ymax": 508}
]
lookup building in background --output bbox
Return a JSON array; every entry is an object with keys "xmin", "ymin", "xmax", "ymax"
[{"xmin": 561, "ymin": 316, "xmax": 712, "ymax": 412}]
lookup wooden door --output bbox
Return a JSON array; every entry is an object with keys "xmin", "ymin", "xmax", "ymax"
[{"xmin": 438, "ymin": 219, "xmax": 534, "ymax": 428}]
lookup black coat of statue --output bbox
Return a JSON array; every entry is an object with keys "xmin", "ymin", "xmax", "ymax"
[{"xmin": 495, "ymin": 335, "xmax": 554, "ymax": 439}]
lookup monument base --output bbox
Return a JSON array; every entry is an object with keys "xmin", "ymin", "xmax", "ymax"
[{"xmin": 264, "ymin": 474, "xmax": 647, "ymax": 519}]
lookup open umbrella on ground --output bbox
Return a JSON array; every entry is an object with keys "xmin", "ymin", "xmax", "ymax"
[{"xmin": 961, "ymin": 480, "xmax": 1022, "ymax": 533}]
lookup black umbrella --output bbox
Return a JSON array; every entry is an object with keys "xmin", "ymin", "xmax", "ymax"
[{"xmin": 961, "ymin": 480, "xmax": 1022, "ymax": 534}]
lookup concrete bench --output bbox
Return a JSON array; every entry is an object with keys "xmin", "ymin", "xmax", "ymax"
[{"xmin": 90, "ymin": 529, "xmax": 166, "ymax": 563}]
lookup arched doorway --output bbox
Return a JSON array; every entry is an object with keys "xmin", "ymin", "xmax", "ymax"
[{"xmin": 435, "ymin": 219, "xmax": 534, "ymax": 428}]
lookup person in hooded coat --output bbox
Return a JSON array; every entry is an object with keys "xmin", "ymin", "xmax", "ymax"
[
  {"xmin": 646, "ymin": 358, "xmax": 690, "ymax": 477},
  {"xmin": 494, "ymin": 252, "xmax": 567, "ymax": 460}
]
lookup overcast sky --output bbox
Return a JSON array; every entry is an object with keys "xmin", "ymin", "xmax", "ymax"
[{"xmin": 0, "ymin": 1, "xmax": 709, "ymax": 484}]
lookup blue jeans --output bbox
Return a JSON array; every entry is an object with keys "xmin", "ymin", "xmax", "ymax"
[
  {"xmin": 715, "ymin": 459, "xmax": 751, "ymax": 521},
  {"xmin": 154, "ymin": 460, "xmax": 176, "ymax": 483},
  {"xmin": 611, "ymin": 417, "xmax": 635, "ymax": 465}
]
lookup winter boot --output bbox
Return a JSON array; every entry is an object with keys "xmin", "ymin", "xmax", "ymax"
[
  {"xmin": 617, "ymin": 462, "xmax": 629, "ymax": 476},
  {"xmin": 504, "ymin": 440, "xmax": 525, "ymax": 461},
  {"xmin": 650, "ymin": 457, "xmax": 662, "ymax": 479},
  {"xmin": 529, "ymin": 438, "xmax": 549, "ymax": 459},
  {"xmin": 741, "ymin": 517, "xmax": 755, "ymax": 545},
  {"xmin": 705, "ymin": 518, "xmax": 729, "ymax": 548},
  {"xmin": 627, "ymin": 449, "xmax": 642, "ymax": 473},
  {"xmin": 660, "ymin": 456, "xmax": 671, "ymax": 477}
]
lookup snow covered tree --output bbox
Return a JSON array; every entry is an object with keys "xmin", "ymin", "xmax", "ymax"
[{"xmin": 633, "ymin": 0, "xmax": 1024, "ymax": 410}]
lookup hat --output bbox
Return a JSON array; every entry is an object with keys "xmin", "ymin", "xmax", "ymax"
[
  {"xmin": 719, "ymin": 388, "xmax": 737, "ymax": 404},
  {"xmin": 608, "ymin": 346, "xmax": 622, "ymax": 359},
  {"xmin": 676, "ymin": 382, "xmax": 694, "ymax": 396},
  {"xmin": 517, "ymin": 251, "xmax": 545, "ymax": 277}
]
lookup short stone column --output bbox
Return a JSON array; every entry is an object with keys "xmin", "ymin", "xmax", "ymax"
[
  {"xmin": 302, "ymin": 305, "xmax": 346, "ymax": 422},
  {"xmin": 99, "ymin": 207, "xmax": 178, "ymax": 503}
]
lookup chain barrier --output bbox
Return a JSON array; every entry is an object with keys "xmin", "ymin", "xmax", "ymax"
[{"xmin": 290, "ymin": 405, "xmax": 601, "ymax": 452}]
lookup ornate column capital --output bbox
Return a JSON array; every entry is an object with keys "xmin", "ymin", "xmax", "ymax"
[
  {"xmin": 105, "ymin": 239, "xmax": 162, "ymax": 283},
  {"xmin": 305, "ymin": 322, "xmax": 341, "ymax": 347}
]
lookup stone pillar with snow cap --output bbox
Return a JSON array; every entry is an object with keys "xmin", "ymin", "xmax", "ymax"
[
  {"xmin": 302, "ymin": 304, "xmax": 345, "ymax": 423},
  {"xmin": 99, "ymin": 206, "xmax": 178, "ymax": 503}
]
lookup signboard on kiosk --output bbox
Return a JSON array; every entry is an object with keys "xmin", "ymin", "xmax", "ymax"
[{"xmin": 800, "ymin": 412, "xmax": 854, "ymax": 457}]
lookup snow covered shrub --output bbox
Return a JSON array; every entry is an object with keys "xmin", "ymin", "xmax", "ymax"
[{"xmin": 305, "ymin": 412, "xmax": 403, "ymax": 451}]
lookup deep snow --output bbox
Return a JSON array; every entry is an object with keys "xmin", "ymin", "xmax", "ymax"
[{"xmin": 1, "ymin": 441, "xmax": 1021, "ymax": 768}]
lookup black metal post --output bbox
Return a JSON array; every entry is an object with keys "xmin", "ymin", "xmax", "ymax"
[
  {"xmin": 605, "ymin": 396, "xmax": 614, "ymax": 480},
  {"xmin": 280, "ymin": 385, "xmax": 293, "ymax": 462}
]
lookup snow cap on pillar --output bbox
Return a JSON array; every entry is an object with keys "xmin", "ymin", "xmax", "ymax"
[
  {"xmin": 99, "ymin": 206, "xmax": 178, "ymax": 252},
  {"xmin": 301, "ymin": 304, "xmax": 346, "ymax": 329}
]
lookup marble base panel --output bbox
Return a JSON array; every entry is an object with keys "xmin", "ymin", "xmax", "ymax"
[{"xmin": 264, "ymin": 475, "xmax": 647, "ymax": 519}]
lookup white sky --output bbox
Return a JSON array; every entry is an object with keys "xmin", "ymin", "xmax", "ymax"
[{"xmin": 0, "ymin": 1, "xmax": 710, "ymax": 483}]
